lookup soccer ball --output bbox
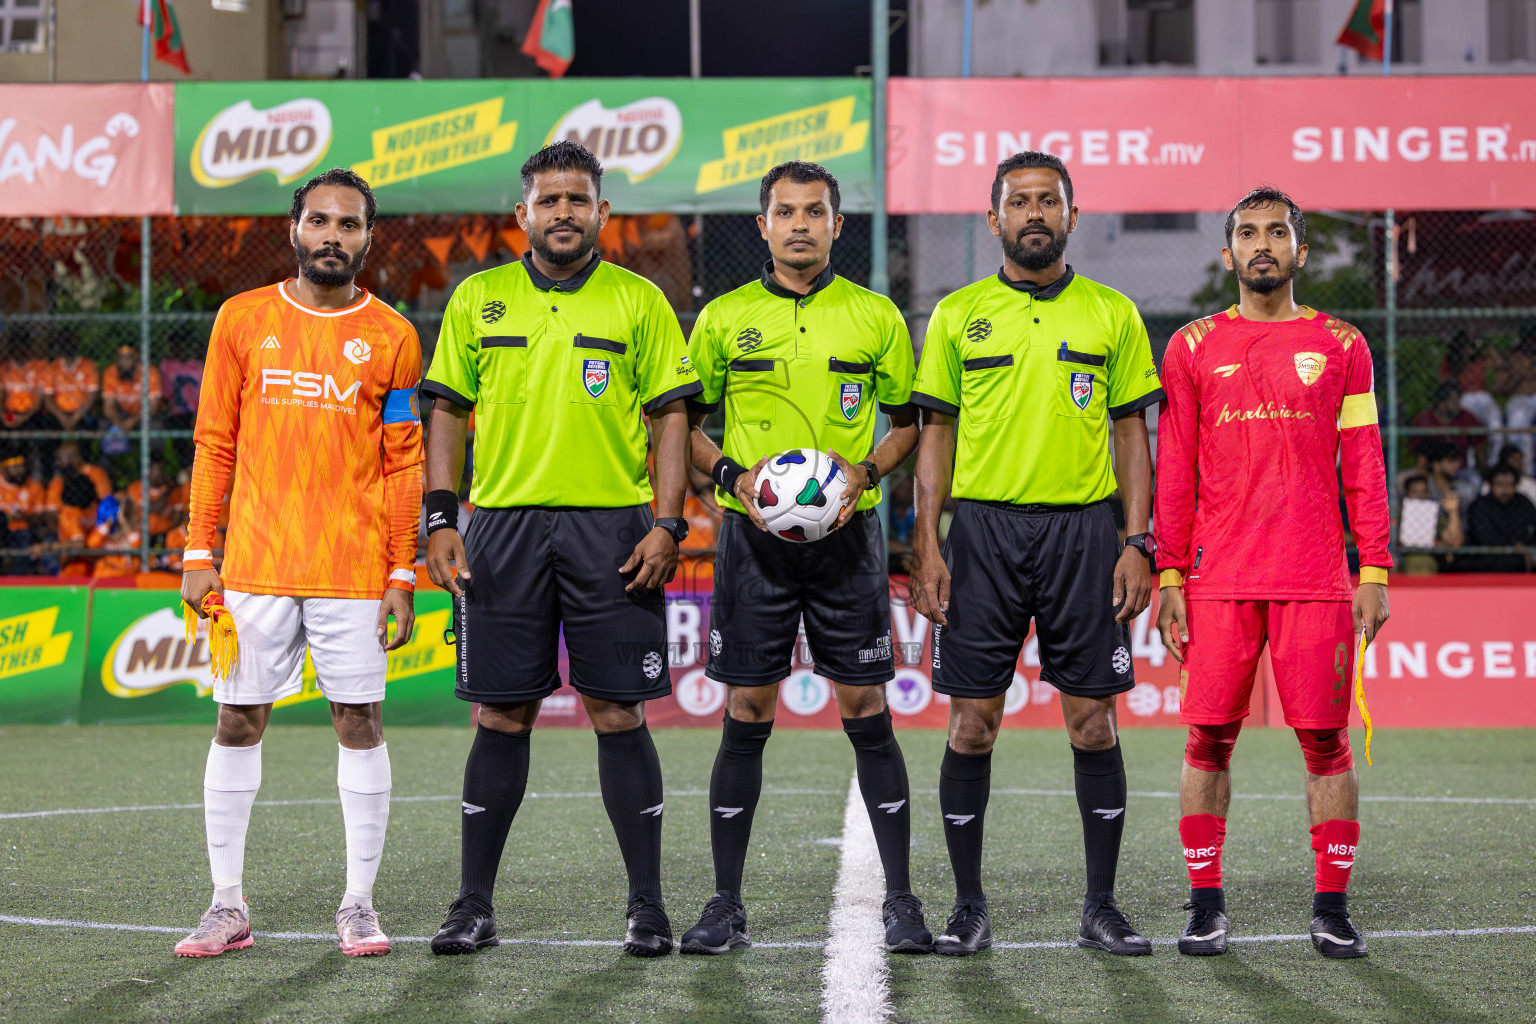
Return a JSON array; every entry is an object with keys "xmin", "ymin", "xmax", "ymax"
[{"xmin": 753, "ymin": 448, "xmax": 850, "ymax": 543}]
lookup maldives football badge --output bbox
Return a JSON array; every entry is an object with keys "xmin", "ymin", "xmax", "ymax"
[
  {"xmin": 840, "ymin": 382, "xmax": 863, "ymax": 421},
  {"xmin": 583, "ymin": 358, "xmax": 610, "ymax": 398},
  {"xmin": 1070, "ymin": 371, "xmax": 1094, "ymax": 410},
  {"xmin": 1294, "ymin": 351, "xmax": 1327, "ymax": 386}
]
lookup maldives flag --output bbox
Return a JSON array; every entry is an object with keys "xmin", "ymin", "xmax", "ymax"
[
  {"xmin": 138, "ymin": 0, "xmax": 191, "ymax": 75},
  {"xmin": 522, "ymin": 0, "xmax": 574, "ymax": 78},
  {"xmin": 1336, "ymin": 0, "xmax": 1389, "ymax": 62}
]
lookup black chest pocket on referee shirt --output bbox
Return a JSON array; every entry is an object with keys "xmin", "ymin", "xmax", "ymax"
[
  {"xmin": 477, "ymin": 335, "xmax": 527, "ymax": 405},
  {"xmin": 1055, "ymin": 344, "xmax": 1107, "ymax": 419},
  {"xmin": 571, "ymin": 334, "xmax": 628, "ymax": 406},
  {"xmin": 826, "ymin": 357, "xmax": 873, "ymax": 426}
]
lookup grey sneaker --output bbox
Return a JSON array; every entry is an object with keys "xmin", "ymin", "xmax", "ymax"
[
  {"xmin": 174, "ymin": 901, "xmax": 253, "ymax": 958},
  {"xmin": 336, "ymin": 904, "xmax": 391, "ymax": 957}
]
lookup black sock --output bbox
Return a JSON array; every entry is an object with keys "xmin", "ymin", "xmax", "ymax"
[
  {"xmin": 708, "ymin": 713, "xmax": 773, "ymax": 896},
  {"xmin": 939, "ymin": 745, "xmax": 991, "ymax": 901},
  {"xmin": 595, "ymin": 723, "xmax": 665, "ymax": 903},
  {"xmin": 1313, "ymin": 890, "xmax": 1347, "ymax": 916},
  {"xmin": 1073, "ymin": 742, "xmax": 1128, "ymax": 902},
  {"xmin": 843, "ymin": 709, "xmax": 912, "ymax": 894},
  {"xmin": 1191, "ymin": 887, "xmax": 1226, "ymax": 913},
  {"xmin": 459, "ymin": 724, "xmax": 531, "ymax": 902}
]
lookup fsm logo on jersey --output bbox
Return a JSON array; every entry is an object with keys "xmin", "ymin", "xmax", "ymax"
[
  {"xmin": 840, "ymin": 382, "xmax": 863, "ymax": 421},
  {"xmin": 583, "ymin": 359, "xmax": 609, "ymax": 398},
  {"xmin": 1070, "ymin": 371, "xmax": 1094, "ymax": 410}
]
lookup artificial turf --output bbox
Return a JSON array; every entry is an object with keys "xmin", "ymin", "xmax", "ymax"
[{"xmin": 1, "ymin": 724, "xmax": 1531, "ymax": 1023}]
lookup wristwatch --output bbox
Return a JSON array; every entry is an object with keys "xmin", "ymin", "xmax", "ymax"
[
  {"xmin": 653, "ymin": 517, "xmax": 689, "ymax": 544},
  {"xmin": 1124, "ymin": 533, "xmax": 1156, "ymax": 569},
  {"xmin": 857, "ymin": 459, "xmax": 881, "ymax": 488}
]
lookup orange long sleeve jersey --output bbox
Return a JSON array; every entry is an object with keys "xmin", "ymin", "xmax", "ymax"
[
  {"xmin": 184, "ymin": 282, "xmax": 424, "ymax": 599},
  {"xmin": 1153, "ymin": 307, "xmax": 1391, "ymax": 602}
]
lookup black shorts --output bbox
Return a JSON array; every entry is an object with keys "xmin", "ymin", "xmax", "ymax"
[
  {"xmin": 455, "ymin": 505, "xmax": 670, "ymax": 705},
  {"xmin": 932, "ymin": 499, "xmax": 1134, "ymax": 700},
  {"xmin": 706, "ymin": 509, "xmax": 894, "ymax": 686}
]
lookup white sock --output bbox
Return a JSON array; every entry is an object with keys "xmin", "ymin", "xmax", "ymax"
[
  {"xmin": 204, "ymin": 740, "xmax": 262, "ymax": 909},
  {"xmin": 337, "ymin": 743, "xmax": 391, "ymax": 910}
]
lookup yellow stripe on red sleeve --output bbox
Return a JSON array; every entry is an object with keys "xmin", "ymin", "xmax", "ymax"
[{"xmin": 1339, "ymin": 392, "xmax": 1378, "ymax": 430}]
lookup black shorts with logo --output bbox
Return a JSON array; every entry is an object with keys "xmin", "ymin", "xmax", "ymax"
[
  {"xmin": 707, "ymin": 509, "xmax": 894, "ymax": 687},
  {"xmin": 455, "ymin": 505, "xmax": 671, "ymax": 705},
  {"xmin": 932, "ymin": 499, "xmax": 1135, "ymax": 700}
]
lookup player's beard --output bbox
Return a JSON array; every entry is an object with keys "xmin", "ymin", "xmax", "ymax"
[
  {"xmin": 1002, "ymin": 225, "xmax": 1068, "ymax": 271},
  {"xmin": 530, "ymin": 219, "xmax": 600, "ymax": 267},
  {"xmin": 1235, "ymin": 254, "xmax": 1297, "ymax": 295},
  {"xmin": 295, "ymin": 239, "xmax": 368, "ymax": 288}
]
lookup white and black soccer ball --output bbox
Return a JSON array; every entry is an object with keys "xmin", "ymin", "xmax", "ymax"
[{"xmin": 753, "ymin": 448, "xmax": 850, "ymax": 543}]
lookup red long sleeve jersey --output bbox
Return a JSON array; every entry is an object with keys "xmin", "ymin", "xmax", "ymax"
[{"xmin": 1154, "ymin": 306, "xmax": 1391, "ymax": 601}]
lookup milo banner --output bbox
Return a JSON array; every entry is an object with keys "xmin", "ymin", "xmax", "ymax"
[
  {"xmin": 0, "ymin": 586, "xmax": 89, "ymax": 724},
  {"xmin": 79, "ymin": 588, "xmax": 463, "ymax": 726},
  {"xmin": 173, "ymin": 79, "xmax": 872, "ymax": 216}
]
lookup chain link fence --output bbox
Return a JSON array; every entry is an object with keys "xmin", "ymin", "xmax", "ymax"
[{"xmin": 2, "ymin": 206, "xmax": 1531, "ymax": 577}]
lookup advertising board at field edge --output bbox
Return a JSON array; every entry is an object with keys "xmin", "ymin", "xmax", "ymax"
[
  {"xmin": 886, "ymin": 76, "xmax": 1536, "ymax": 214},
  {"xmin": 0, "ymin": 586, "xmax": 88, "ymax": 724},
  {"xmin": 173, "ymin": 79, "xmax": 873, "ymax": 216},
  {"xmin": 0, "ymin": 84, "xmax": 174, "ymax": 218}
]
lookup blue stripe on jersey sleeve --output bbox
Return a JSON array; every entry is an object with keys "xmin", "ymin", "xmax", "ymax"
[{"xmin": 383, "ymin": 388, "xmax": 420, "ymax": 424}]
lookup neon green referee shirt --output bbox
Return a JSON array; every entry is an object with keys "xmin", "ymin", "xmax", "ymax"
[
  {"xmin": 422, "ymin": 253, "xmax": 701, "ymax": 508},
  {"xmin": 688, "ymin": 260, "xmax": 915, "ymax": 515},
  {"xmin": 910, "ymin": 266, "xmax": 1163, "ymax": 506}
]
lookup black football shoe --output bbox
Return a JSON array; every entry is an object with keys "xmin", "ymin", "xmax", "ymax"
[
  {"xmin": 882, "ymin": 890, "xmax": 934, "ymax": 953},
  {"xmin": 680, "ymin": 891, "xmax": 750, "ymax": 955},
  {"xmin": 623, "ymin": 895, "xmax": 674, "ymax": 957},
  {"xmin": 933, "ymin": 898, "xmax": 992, "ymax": 956},
  {"xmin": 1178, "ymin": 901, "xmax": 1230, "ymax": 956},
  {"xmin": 1078, "ymin": 895, "xmax": 1152, "ymax": 956},
  {"xmin": 430, "ymin": 892, "xmax": 498, "ymax": 955},
  {"xmin": 1311, "ymin": 899, "xmax": 1368, "ymax": 959}
]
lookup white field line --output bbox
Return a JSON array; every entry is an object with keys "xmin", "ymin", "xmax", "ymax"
[
  {"xmin": 0, "ymin": 788, "xmax": 845, "ymax": 821},
  {"xmin": 913, "ymin": 789, "xmax": 1536, "ymax": 806},
  {"xmin": 819, "ymin": 774, "xmax": 891, "ymax": 1024},
  {"xmin": 2, "ymin": 914, "xmax": 1531, "ymax": 951}
]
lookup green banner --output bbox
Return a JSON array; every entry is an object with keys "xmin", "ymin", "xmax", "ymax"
[
  {"xmin": 173, "ymin": 79, "xmax": 872, "ymax": 216},
  {"xmin": 78, "ymin": 589, "xmax": 464, "ymax": 726},
  {"xmin": 0, "ymin": 586, "xmax": 88, "ymax": 724}
]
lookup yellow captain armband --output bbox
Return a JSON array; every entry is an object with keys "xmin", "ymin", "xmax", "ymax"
[
  {"xmin": 1339, "ymin": 392, "xmax": 1379, "ymax": 429},
  {"xmin": 1159, "ymin": 569, "xmax": 1184, "ymax": 589},
  {"xmin": 1359, "ymin": 566, "xmax": 1389, "ymax": 586}
]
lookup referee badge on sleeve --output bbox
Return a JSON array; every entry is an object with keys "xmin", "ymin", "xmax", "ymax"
[
  {"xmin": 583, "ymin": 358, "xmax": 610, "ymax": 398},
  {"xmin": 840, "ymin": 382, "xmax": 863, "ymax": 421},
  {"xmin": 1070, "ymin": 371, "xmax": 1095, "ymax": 410}
]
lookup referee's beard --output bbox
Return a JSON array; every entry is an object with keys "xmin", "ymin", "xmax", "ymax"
[
  {"xmin": 295, "ymin": 238, "xmax": 369, "ymax": 288},
  {"xmin": 530, "ymin": 219, "xmax": 601, "ymax": 267},
  {"xmin": 1002, "ymin": 225, "xmax": 1067, "ymax": 272}
]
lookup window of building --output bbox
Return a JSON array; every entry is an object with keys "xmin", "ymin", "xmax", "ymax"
[
  {"xmin": 1256, "ymin": 0, "xmax": 1320, "ymax": 65},
  {"xmin": 1490, "ymin": 0, "xmax": 1536, "ymax": 61},
  {"xmin": 1123, "ymin": 213, "xmax": 1198, "ymax": 232},
  {"xmin": 1385, "ymin": 0, "xmax": 1423, "ymax": 64},
  {"xmin": 0, "ymin": 0, "xmax": 43, "ymax": 53},
  {"xmin": 1097, "ymin": 0, "xmax": 1195, "ymax": 67}
]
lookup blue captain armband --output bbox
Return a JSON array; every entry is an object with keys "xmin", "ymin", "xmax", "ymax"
[{"xmin": 383, "ymin": 388, "xmax": 421, "ymax": 424}]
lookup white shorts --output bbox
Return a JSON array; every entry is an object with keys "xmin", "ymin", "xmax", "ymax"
[{"xmin": 214, "ymin": 590, "xmax": 387, "ymax": 706}]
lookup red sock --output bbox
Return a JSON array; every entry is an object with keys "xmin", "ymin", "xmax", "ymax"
[
  {"xmin": 1179, "ymin": 814, "xmax": 1226, "ymax": 888},
  {"xmin": 1310, "ymin": 819, "xmax": 1360, "ymax": 893}
]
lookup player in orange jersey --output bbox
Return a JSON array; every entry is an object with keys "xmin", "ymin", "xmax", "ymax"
[{"xmin": 175, "ymin": 169, "xmax": 423, "ymax": 961}]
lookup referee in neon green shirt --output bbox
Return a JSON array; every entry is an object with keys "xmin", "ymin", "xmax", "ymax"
[
  {"xmin": 678, "ymin": 162, "xmax": 931, "ymax": 955},
  {"xmin": 908, "ymin": 152, "xmax": 1162, "ymax": 957},
  {"xmin": 418, "ymin": 142, "xmax": 700, "ymax": 958}
]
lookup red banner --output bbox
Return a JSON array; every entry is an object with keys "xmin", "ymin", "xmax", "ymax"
[
  {"xmin": 887, "ymin": 76, "xmax": 1536, "ymax": 214},
  {"xmin": 0, "ymin": 85, "xmax": 174, "ymax": 217},
  {"xmin": 522, "ymin": 576, "xmax": 1536, "ymax": 732}
]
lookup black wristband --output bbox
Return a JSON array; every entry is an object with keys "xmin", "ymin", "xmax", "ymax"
[
  {"xmin": 424, "ymin": 489, "xmax": 460, "ymax": 536},
  {"xmin": 712, "ymin": 456, "xmax": 748, "ymax": 494}
]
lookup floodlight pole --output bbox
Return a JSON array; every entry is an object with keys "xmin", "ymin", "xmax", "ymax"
[
  {"xmin": 1383, "ymin": 1, "xmax": 1399, "ymax": 527},
  {"xmin": 140, "ymin": 4, "xmax": 153, "ymax": 571}
]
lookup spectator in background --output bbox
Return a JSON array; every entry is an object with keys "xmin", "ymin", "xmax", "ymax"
[
  {"xmin": 160, "ymin": 327, "xmax": 204, "ymax": 463},
  {"xmin": 1442, "ymin": 330, "xmax": 1500, "ymax": 463},
  {"xmin": 1501, "ymin": 325, "xmax": 1536, "ymax": 471},
  {"xmin": 1400, "ymin": 441, "xmax": 1479, "ymax": 514},
  {"xmin": 1464, "ymin": 464, "xmax": 1536, "ymax": 573},
  {"xmin": 1, "ymin": 328, "xmax": 50, "ymax": 431},
  {"xmin": 85, "ymin": 494, "xmax": 142, "ymax": 578},
  {"xmin": 125, "ymin": 458, "xmax": 175, "ymax": 538},
  {"xmin": 1412, "ymin": 382, "xmax": 1485, "ymax": 471},
  {"xmin": 41, "ymin": 330, "xmax": 100, "ymax": 434},
  {"xmin": 1479, "ymin": 445, "xmax": 1536, "ymax": 506},
  {"xmin": 46, "ymin": 440, "xmax": 112, "ymax": 543},
  {"xmin": 0, "ymin": 454, "xmax": 45, "ymax": 574},
  {"xmin": 100, "ymin": 343, "xmax": 162, "ymax": 434},
  {"xmin": 1397, "ymin": 473, "xmax": 1461, "ymax": 575}
]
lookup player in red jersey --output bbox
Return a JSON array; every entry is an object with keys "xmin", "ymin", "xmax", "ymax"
[{"xmin": 1154, "ymin": 187, "xmax": 1390, "ymax": 959}]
